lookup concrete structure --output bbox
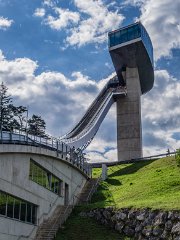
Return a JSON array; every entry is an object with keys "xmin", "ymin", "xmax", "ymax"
[
  {"xmin": 108, "ymin": 22, "xmax": 154, "ymax": 161},
  {"xmin": 116, "ymin": 67, "xmax": 142, "ymax": 160},
  {"xmin": 0, "ymin": 142, "xmax": 89, "ymax": 240},
  {"xmin": 101, "ymin": 164, "xmax": 108, "ymax": 181},
  {"xmin": 61, "ymin": 22, "xmax": 154, "ymax": 162}
]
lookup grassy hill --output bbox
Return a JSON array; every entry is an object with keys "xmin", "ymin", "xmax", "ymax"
[
  {"xmin": 56, "ymin": 208, "xmax": 129, "ymax": 240},
  {"xmin": 91, "ymin": 156, "xmax": 180, "ymax": 210},
  {"xmin": 56, "ymin": 156, "xmax": 180, "ymax": 239}
]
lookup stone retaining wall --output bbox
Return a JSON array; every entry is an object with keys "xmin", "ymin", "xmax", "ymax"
[{"xmin": 80, "ymin": 208, "xmax": 180, "ymax": 239}]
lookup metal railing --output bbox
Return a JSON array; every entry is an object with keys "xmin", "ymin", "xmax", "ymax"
[
  {"xmin": 91, "ymin": 151, "xmax": 177, "ymax": 168},
  {"xmin": 86, "ymin": 177, "xmax": 102, "ymax": 203},
  {"xmin": 0, "ymin": 130, "xmax": 92, "ymax": 177},
  {"xmin": 18, "ymin": 178, "xmax": 85, "ymax": 240},
  {"xmin": 46, "ymin": 179, "xmax": 85, "ymax": 239},
  {"xmin": 62, "ymin": 87, "xmax": 127, "ymax": 145}
]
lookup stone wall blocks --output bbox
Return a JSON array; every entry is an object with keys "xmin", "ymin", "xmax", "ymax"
[
  {"xmin": 154, "ymin": 212, "xmax": 167, "ymax": 226},
  {"xmin": 152, "ymin": 226, "xmax": 163, "ymax": 236},
  {"xmin": 116, "ymin": 212, "xmax": 127, "ymax": 221},
  {"xmin": 128, "ymin": 209, "xmax": 136, "ymax": 219},
  {"xmin": 174, "ymin": 237, "xmax": 180, "ymax": 240},
  {"xmin": 135, "ymin": 223, "xmax": 143, "ymax": 233},
  {"xmin": 136, "ymin": 213, "xmax": 146, "ymax": 221},
  {"xmin": 82, "ymin": 208, "xmax": 180, "ymax": 239},
  {"xmin": 165, "ymin": 220, "xmax": 173, "ymax": 231},
  {"xmin": 115, "ymin": 221, "xmax": 124, "ymax": 232},
  {"xmin": 172, "ymin": 222, "xmax": 180, "ymax": 235},
  {"xmin": 123, "ymin": 225, "xmax": 135, "ymax": 237},
  {"xmin": 102, "ymin": 210, "xmax": 111, "ymax": 220},
  {"xmin": 142, "ymin": 225, "xmax": 152, "ymax": 237}
]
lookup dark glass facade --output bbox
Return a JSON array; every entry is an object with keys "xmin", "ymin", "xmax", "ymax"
[
  {"xmin": 29, "ymin": 159, "xmax": 63, "ymax": 196},
  {"xmin": 108, "ymin": 22, "xmax": 153, "ymax": 66},
  {"xmin": 0, "ymin": 191, "xmax": 37, "ymax": 224}
]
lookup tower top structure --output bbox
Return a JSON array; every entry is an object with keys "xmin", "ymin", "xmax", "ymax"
[{"xmin": 108, "ymin": 22, "xmax": 154, "ymax": 94}]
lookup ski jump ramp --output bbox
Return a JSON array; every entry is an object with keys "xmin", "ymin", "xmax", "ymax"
[{"xmin": 61, "ymin": 22, "xmax": 154, "ymax": 161}]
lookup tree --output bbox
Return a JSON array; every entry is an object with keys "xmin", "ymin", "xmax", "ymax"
[
  {"xmin": 27, "ymin": 114, "xmax": 46, "ymax": 137},
  {"xmin": 0, "ymin": 82, "xmax": 47, "ymax": 137},
  {"xmin": 0, "ymin": 82, "xmax": 13, "ymax": 131},
  {"xmin": 10, "ymin": 105, "xmax": 28, "ymax": 130}
]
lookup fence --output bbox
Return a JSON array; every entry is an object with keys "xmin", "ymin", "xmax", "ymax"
[{"xmin": 0, "ymin": 130, "xmax": 92, "ymax": 177}]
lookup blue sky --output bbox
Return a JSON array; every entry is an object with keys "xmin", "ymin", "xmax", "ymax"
[{"xmin": 0, "ymin": 0, "xmax": 179, "ymax": 162}]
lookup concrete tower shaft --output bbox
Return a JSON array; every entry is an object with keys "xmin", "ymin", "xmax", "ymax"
[
  {"xmin": 117, "ymin": 67, "xmax": 142, "ymax": 161},
  {"xmin": 109, "ymin": 22, "xmax": 154, "ymax": 161}
]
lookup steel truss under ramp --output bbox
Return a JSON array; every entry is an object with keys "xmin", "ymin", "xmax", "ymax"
[{"xmin": 60, "ymin": 76, "xmax": 127, "ymax": 150}]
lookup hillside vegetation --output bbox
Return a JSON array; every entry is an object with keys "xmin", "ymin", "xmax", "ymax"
[
  {"xmin": 56, "ymin": 156, "xmax": 179, "ymax": 239},
  {"xmin": 91, "ymin": 156, "xmax": 180, "ymax": 210},
  {"xmin": 56, "ymin": 208, "xmax": 129, "ymax": 240}
]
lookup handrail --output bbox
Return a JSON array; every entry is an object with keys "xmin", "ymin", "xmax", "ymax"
[
  {"xmin": 90, "ymin": 151, "xmax": 177, "ymax": 168},
  {"xmin": 64, "ymin": 88, "xmax": 114, "ymax": 142},
  {"xmin": 62, "ymin": 76, "xmax": 116, "ymax": 138},
  {"xmin": 0, "ymin": 131, "xmax": 91, "ymax": 177},
  {"xmin": 17, "ymin": 194, "xmax": 61, "ymax": 240},
  {"xmin": 46, "ymin": 178, "xmax": 85, "ymax": 239},
  {"xmin": 86, "ymin": 177, "xmax": 102, "ymax": 203},
  {"xmin": 61, "ymin": 76, "xmax": 126, "ymax": 148},
  {"xmin": 18, "ymin": 178, "xmax": 85, "ymax": 240}
]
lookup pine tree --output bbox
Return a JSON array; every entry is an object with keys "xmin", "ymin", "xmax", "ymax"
[
  {"xmin": 27, "ymin": 114, "xmax": 46, "ymax": 137},
  {"xmin": 0, "ymin": 82, "xmax": 13, "ymax": 131},
  {"xmin": 10, "ymin": 105, "xmax": 28, "ymax": 130},
  {"xmin": 0, "ymin": 82, "xmax": 47, "ymax": 137}
]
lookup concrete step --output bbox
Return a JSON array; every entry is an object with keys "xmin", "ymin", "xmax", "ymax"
[
  {"xmin": 77, "ymin": 178, "xmax": 99, "ymax": 204},
  {"xmin": 35, "ymin": 204, "xmax": 73, "ymax": 240}
]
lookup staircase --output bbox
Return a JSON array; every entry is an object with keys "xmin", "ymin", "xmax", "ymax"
[
  {"xmin": 34, "ymin": 178, "xmax": 100, "ymax": 239},
  {"xmin": 35, "ymin": 205, "xmax": 72, "ymax": 240},
  {"xmin": 77, "ymin": 178, "xmax": 100, "ymax": 204}
]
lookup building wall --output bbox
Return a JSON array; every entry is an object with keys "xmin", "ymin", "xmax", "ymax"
[{"xmin": 0, "ymin": 144, "xmax": 87, "ymax": 240}]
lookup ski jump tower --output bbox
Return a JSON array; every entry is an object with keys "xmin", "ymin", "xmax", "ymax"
[
  {"xmin": 109, "ymin": 22, "xmax": 154, "ymax": 161},
  {"xmin": 61, "ymin": 22, "xmax": 154, "ymax": 162}
]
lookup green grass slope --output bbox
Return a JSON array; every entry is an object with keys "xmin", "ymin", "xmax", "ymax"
[
  {"xmin": 56, "ymin": 208, "xmax": 129, "ymax": 240},
  {"xmin": 91, "ymin": 156, "xmax": 180, "ymax": 210}
]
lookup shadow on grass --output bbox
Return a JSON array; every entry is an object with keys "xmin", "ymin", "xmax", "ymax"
[
  {"xmin": 106, "ymin": 178, "xmax": 122, "ymax": 186},
  {"xmin": 90, "ymin": 183, "xmax": 116, "ymax": 207},
  {"xmin": 108, "ymin": 160, "xmax": 155, "ymax": 177}
]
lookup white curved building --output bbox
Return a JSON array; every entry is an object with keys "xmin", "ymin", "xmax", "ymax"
[{"xmin": 0, "ymin": 132, "xmax": 90, "ymax": 239}]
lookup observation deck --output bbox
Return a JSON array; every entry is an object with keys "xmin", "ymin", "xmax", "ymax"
[{"xmin": 108, "ymin": 22, "xmax": 154, "ymax": 94}]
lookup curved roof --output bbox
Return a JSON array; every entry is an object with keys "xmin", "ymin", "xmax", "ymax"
[{"xmin": 108, "ymin": 22, "xmax": 154, "ymax": 94}]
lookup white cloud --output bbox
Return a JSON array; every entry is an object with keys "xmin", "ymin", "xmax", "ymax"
[
  {"xmin": 86, "ymin": 151, "xmax": 107, "ymax": 163},
  {"xmin": 127, "ymin": 0, "xmax": 180, "ymax": 60},
  {"xmin": 142, "ymin": 69, "xmax": 180, "ymax": 155},
  {"xmin": 34, "ymin": 8, "xmax": 46, "ymax": 18},
  {"xmin": 45, "ymin": 7, "xmax": 80, "ymax": 30},
  {"xmin": 0, "ymin": 50, "xmax": 99, "ymax": 135},
  {"xmin": 0, "ymin": 50, "xmax": 179, "ymax": 163},
  {"xmin": 0, "ymin": 16, "xmax": 13, "ymax": 30},
  {"xmin": 66, "ymin": 0, "xmax": 124, "ymax": 47},
  {"xmin": 124, "ymin": 0, "xmax": 145, "ymax": 7},
  {"xmin": 43, "ymin": 0, "xmax": 54, "ymax": 7},
  {"xmin": 36, "ymin": 0, "xmax": 124, "ymax": 47},
  {"xmin": 87, "ymin": 137, "xmax": 116, "ymax": 153},
  {"xmin": 0, "ymin": 49, "xmax": 5, "ymax": 61},
  {"xmin": 104, "ymin": 149, "xmax": 117, "ymax": 162}
]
